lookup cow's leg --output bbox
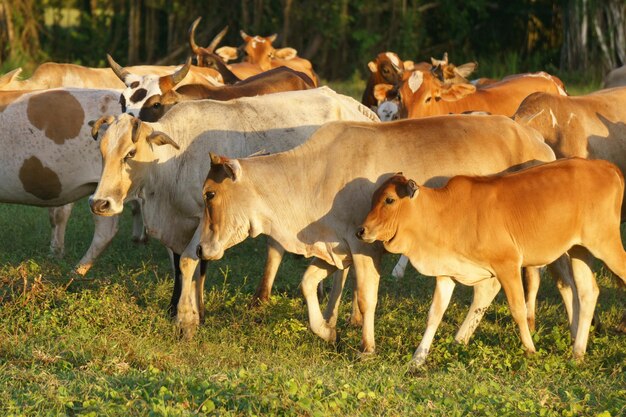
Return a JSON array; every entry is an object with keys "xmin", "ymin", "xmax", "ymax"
[
  {"xmin": 252, "ymin": 237, "xmax": 285, "ymax": 305},
  {"xmin": 127, "ymin": 199, "xmax": 148, "ymax": 244},
  {"xmin": 323, "ymin": 268, "xmax": 350, "ymax": 328},
  {"xmin": 392, "ymin": 255, "xmax": 410, "ymax": 279},
  {"xmin": 547, "ymin": 254, "xmax": 579, "ymax": 340},
  {"xmin": 75, "ymin": 214, "xmax": 120, "ymax": 275},
  {"xmin": 197, "ymin": 260, "xmax": 208, "ymax": 323},
  {"xmin": 352, "ymin": 253, "xmax": 382, "ymax": 354},
  {"xmin": 176, "ymin": 253, "xmax": 200, "ymax": 340},
  {"xmin": 455, "ymin": 278, "xmax": 501, "ymax": 344},
  {"xmin": 168, "ymin": 252, "xmax": 182, "ymax": 317},
  {"xmin": 523, "ymin": 267, "xmax": 540, "ymax": 333},
  {"xmin": 301, "ymin": 258, "xmax": 338, "ymax": 343},
  {"xmin": 568, "ymin": 246, "xmax": 599, "ymax": 359},
  {"xmin": 48, "ymin": 204, "xmax": 73, "ymax": 258},
  {"xmin": 349, "ymin": 280, "xmax": 363, "ymax": 327},
  {"xmin": 495, "ymin": 264, "xmax": 536, "ymax": 354},
  {"xmin": 411, "ymin": 276, "xmax": 456, "ymax": 368}
]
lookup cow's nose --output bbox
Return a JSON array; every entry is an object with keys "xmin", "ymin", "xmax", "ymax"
[
  {"xmin": 356, "ymin": 226, "xmax": 365, "ymax": 240},
  {"xmin": 89, "ymin": 198, "xmax": 110, "ymax": 215},
  {"xmin": 196, "ymin": 244, "xmax": 203, "ymax": 259}
]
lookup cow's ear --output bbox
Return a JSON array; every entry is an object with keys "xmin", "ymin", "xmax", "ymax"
[
  {"xmin": 274, "ymin": 47, "xmax": 297, "ymax": 60},
  {"xmin": 223, "ymin": 159, "xmax": 241, "ymax": 182},
  {"xmin": 367, "ymin": 61, "xmax": 378, "ymax": 73},
  {"xmin": 373, "ymin": 83, "xmax": 394, "ymax": 103},
  {"xmin": 407, "ymin": 71, "xmax": 424, "ymax": 93},
  {"xmin": 403, "ymin": 60, "xmax": 414, "ymax": 71},
  {"xmin": 406, "ymin": 180, "xmax": 419, "ymax": 198},
  {"xmin": 454, "ymin": 62, "xmax": 478, "ymax": 79},
  {"xmin": 147, "ymin": 131, "xmax": 180, "ymax": 150},
  {"xmin": 216, "ymin": 46, "xmax": 238, "ymax": 63},
  {"xmin": 267, "ymin": 33, "xmax": 278, "ymax": 43},
  {"xmin": 90, "ymin": 115, "xmax": 115, "ymax": 140},
  {"xmin": 440, "ymin": 83, "xmax": 476, "ymax": 101}
]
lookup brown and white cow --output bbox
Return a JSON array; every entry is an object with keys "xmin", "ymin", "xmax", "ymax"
[
  {"xmin": 108, "ymin": 56, "xmax": 315, "ymax": 122},
  {"xmin": 357, "ymin": 158, "xmax": 626, "ymax": 366},
  {"xmin": 513, "ymin": 86, "xmax": 626, "ymax": 333},
  {"xmin": 88, "ymin": 87, "xmax": 379, "ymax": 338},
  {"xmin": 195, "ymin": 115, "xmax": 556, "ymax": 354},
  {"xmin": 188, "ymin": 17, "xmax": 265, "ymax": 83},
  {"xmin": 374, "ymin": 70, "xmax": 567, "ymax": 121},
  {"xmin": 0, "ymin": 61, "xmax": 221, "ymax": 91},
  {"xmin": 0, "ymin": 88, "xmax": 123, "ymax": 274}
]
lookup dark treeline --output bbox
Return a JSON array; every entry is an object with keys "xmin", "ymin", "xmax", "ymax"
[{"xmin": 0, "ymin": 0, "xmax": 624, "ymax": 80}]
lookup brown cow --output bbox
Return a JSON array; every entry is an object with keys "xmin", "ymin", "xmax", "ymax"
[
  {"xmin": 357, "ymin": 158, "xmax": 626, "ymax": 367},
  {"xmin": 361, "ymin": 52, "xmax": 418, "ymax": 109},
  {"xmin": 374, "ymin": 70, "xmax": 566, "ymax": 121},
  {"xmin": 108, "ymin": 56, "xmax": 315, "ymax": 122}
]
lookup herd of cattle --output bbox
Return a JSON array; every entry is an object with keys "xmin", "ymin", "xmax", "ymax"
[{"xmin": 1, "ymin": 18, "xmax": 626, "ymax": 369}]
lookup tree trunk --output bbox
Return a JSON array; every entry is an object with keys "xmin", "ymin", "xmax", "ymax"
[{"xmin": 128, "ymin": 0, "xmax": 141, "ymax": 64}]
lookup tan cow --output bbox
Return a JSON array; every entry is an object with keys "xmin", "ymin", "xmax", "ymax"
[
  {"xmin": 513, "ymin": 86, "xmax": 626, "ymax": 333},
  {"xmin": 196, "ymin": 115, "xmax": 556, "ymax": 354},
  {"xmin": 0, "ymin": 88, "xmax": 124, "ymax": 274},
  {"xmin": 361, "ymin": 52, "xmax": 418, "ymax": 109},
  {"xmin": 374, "ymin": 70, "xmax": 566, "ymax": 121},
  {"xmin": 0, "ymin": 61, "xmax": 221, "ymax": 91},
  {"xmin": 357, "ymin": 158, "xmax": 626, "ymax": 366},
  {"xmin": 88, "ymin": 87, "xmax": 378, "ymax": 337}
]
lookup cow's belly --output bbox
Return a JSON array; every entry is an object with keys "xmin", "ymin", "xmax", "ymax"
[{"xmin": 409, "ymin": 253, "xmax": 494, "ymax": 284}]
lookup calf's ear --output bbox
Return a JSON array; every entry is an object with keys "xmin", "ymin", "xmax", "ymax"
[
  {"xmin": 367, "ymin": 61, "xmax": 378, "ymax": 73},
  {"xmin": 223, "ymin": 159, "xmax": 241, "ymax": 182},
  {"xmin": 406, "ymin": 180, "xmax": 419, "ymax": 198},
  {"xmin": 147, "ymin": 131, "xmax": 180, "ymax": 150},
  {"xmin": 373, "ymin": 83, "xmax": 394, "ymax": 103},
  {"xmin": 440, "ymin": 83, "xmax": 476, "ymax": 101},
  {"xmin": 274, "ymin": 47, "xmax": 297, "ymax": 60},
  {"xmin": 216, "ymin": 46, "xmax": 239, "ymax": 63}
]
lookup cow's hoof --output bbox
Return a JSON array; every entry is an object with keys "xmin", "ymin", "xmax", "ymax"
[
  {"xmin": 391, "ymin": 267, "xmax": 405, "ymax": 279},
  {"xmin": 358, "ymin": 350, "xmax": 376, "ymax": 361},
  {"xmin": 131, "ymin": 235, "xmax": 149, "ymax": 245},
  {"xmin": 49, "ymin": 247, "xmax": 64, "ymax": 259},
  {"xmin": 74, "ymin": 264, "xmax": 91, "ymax": 276},
  {"xmin": 407, "ymin": 358, "xmax": 427, "ymax": 375},
  {"xmin": 349, "ymin": 313, "xmax": 363, "ymax": 327},
  {"xmin": 176, "ymin": 312, "xmax": 200, "ymax": 341}
]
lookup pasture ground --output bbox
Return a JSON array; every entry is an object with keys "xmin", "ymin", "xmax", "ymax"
[{"xmin": 0, "ymin": 79, "xmax": 624, "ymax": 416}]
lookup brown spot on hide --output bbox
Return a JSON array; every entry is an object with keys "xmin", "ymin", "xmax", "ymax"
[
  {"xmin": 130, "ymin": 88, "xmax": 147, "ymax": 103},
  {"xmin": 19, "ymin": 156, "xmax": 62, "ymax": 200},
  {"xmin": 99, "ymin": 94, "xmax": 114, "ymax": 113},
  {"xmin": 27, "ymin": 90, "xmax": 85, "ymax": 144}
]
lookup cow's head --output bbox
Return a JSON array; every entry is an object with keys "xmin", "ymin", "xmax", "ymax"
[
  {"xmin": 188, "ymin": 17, "xmax": 232, "ymax": 67},
  {"xmin": 430, "ymin": 53, "xmax": 478, "ymax": 85},
  {"xmin": 368, "ymin": 52, "xmax": 409, "ymax": 86},
  {"xmin": 89, "ymin": 114, "xmax": 179, "ymax": 216},
  {"xmin": 240, "ymin": 31, "xmax": 279, "ymax": 71},
  {"xmin": 388, "ymin": 70, "xmax": 477, "ymax": 118},
  {"xmin": 356, "ymin": 174, "xmax": 419, "ymax": 249},
  {"xmin": 373, "ymin": 83, "xmax": 402, "ymax": 121},
  {"xmin": 107, "ymin": 54, "xmax": 190, "ymax": 122},
  {"xmin": 196, "ymin": 153, "xmax": 259, "ymax": 260}
]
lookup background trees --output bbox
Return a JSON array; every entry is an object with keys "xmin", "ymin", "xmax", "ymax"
[{"xmin": 0, "ymin": 0, "xmax": 624, "ymax": 80}]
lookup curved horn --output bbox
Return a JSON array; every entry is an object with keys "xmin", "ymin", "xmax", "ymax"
[
  {"xmin": 107, "ymin": 54, "xmax": 130, "ymax": 82},
  {"xmin": 90, "ymin": 115, "xmax": 115, "ymax": 140},
  {"xmin": 172, "ymin": 57, "xmax": 192, "ymax": 85},
  {"xmin": 189, "ymin": 17, "xmax": 203, "ymax": 54},
  {"xmin": 206, "ymin": 26, "xmax": 229, "ymax": 52},
  {"xmin": 240, "ymin": 30, "xmax": 251, "ymax": 41}
]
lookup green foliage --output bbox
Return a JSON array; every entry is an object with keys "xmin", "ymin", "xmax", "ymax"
[{"xmin": 0, "ymin": 200, "xmax": 624, "ymax": 416}]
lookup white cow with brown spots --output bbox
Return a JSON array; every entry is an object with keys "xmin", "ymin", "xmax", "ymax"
[{"xmin": 0, "ymin": 88, "xmax": 122, "ymax": 273}]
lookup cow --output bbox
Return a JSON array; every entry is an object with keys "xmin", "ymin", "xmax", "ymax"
[
  {"xmin": 603, "ymin": 65, "xmax": 626, "ymax": 88},
  {"xmin": 87, "ymin": 87, "xmax": 379, "ymax": 339},
  {"xmin": 0, "ymin": 87, "xmax": 125, "ymax": 274},
  {"xmin": 229, "ymin": 30, "xmax": 319, "ymax": 86},
  {"xmin": 374, "ymin": 70, "xmax": 567, "ymax": 121},
  {"xmin": 513, "ymin": 86, "xmax": 626, "ymax": 333},
  {"xmin": 107, "ymin": 55, "xmax": 315, "ymax": 122},
  {"xmin": 0, "ymin": 61, "xmax": 221, "ymax": 91},
  {"xmin": 361, "ymin": 52, "xmax": 418, "ymax": 109},
  {"xmin": 357, "ymin": 158, "xmax": 626, "ymax": 367},
  {"xmin": 195, "ymin": 115, "xmax": 556, "ymax": 355},
  {"xmin": 188, "ymin": 17, "xmax": 265, "ymax": 83}
]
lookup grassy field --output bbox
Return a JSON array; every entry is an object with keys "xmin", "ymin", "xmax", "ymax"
[
  {"xmin": 0, "ymin": 197, "xmax": 624, "ymax": 416},
  {"xmin": 0, "ymin": 78, "xmax": 624, "ymax": 416}
]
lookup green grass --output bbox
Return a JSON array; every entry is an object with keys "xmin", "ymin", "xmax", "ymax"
[{"xmin": 0, "ymin": 199, "xmax": 624, "ymax": 416}]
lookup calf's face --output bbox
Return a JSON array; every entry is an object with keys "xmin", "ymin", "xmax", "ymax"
[{"xmin": 357, "ymin": 175, "xmax": 418, "ymax": 245}]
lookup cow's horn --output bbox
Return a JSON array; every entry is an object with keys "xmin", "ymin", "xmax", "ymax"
[
  {"xmin": 207, "ymin": 26, "xmax": 229, "ymax": 53},
  {"xmin": 172, "ymin": 57, "xmax": 192, "ymax": 85},
  {"xmin": 107, "ymin": 54, "xmax": 129, "ymax": 82},
  {"xmin": 189, "ymin": 17, "xmax": 202, "ymax": 54},
  {"xmin": 90, "ymin": 115, "xmax": 115, "ymax": 140}
]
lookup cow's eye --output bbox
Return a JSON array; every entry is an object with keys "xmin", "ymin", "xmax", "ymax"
[
  {"xmin": 205, "ymin": 191, "xmax": 215, "ymax": 201},
  {"xmin": 385, "ymin": 197, "xmax": 395, "ymax": 204},
  {"xmin": 425, "ymin": 96, "xmax": 432, "ymax": 103},
  {"xmin": 152, "ymin": 102, "xmax": 161, "ymax": 108},
  {"xmin": 125, "ymin": 149, "xmax": 136, "ymax": 160}
]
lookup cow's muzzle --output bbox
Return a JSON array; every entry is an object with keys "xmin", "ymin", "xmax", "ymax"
[
  {"xmin": 89, "ymin": 196, "xmax": 116, "ymax": 216},
  {"xmin": 356, "ymin": 226, "xmax": 376, "ymax": 243},
  {"xmin": 196, "ymin": 242, "xmax": 224, "ymax": 261}
]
